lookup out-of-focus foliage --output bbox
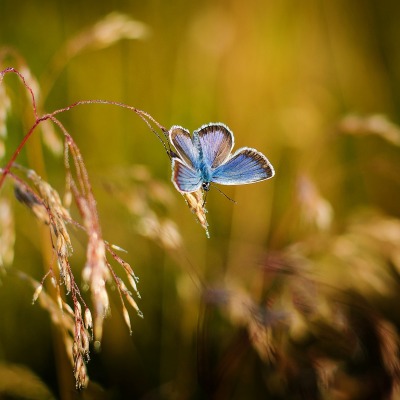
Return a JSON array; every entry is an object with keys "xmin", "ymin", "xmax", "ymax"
[
  {"xmin": 0, "ymin": 362, "xmax": 55, "ymax": 399},
  {"xmin": 1, "ymin": 0, "xmax": 400, "ymax": 399}
]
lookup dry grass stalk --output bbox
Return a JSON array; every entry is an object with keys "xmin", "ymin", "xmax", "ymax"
[
  {"xmin": 206, "ymin": 287, "xmax": 285, "ymax": 363},
  {"xmin": 0, "ymin": 67, "xmax": 152, "ymax": 388},
  {"xmin": 296, "ymin": 174, "xmax": 333, "ymax": 231},
  {"xmin": 11, "ymin": 168, "xmax": 101, "ymax": 389},
  {"xmin": 27, "ymin": 169, "xmax": 73, "ymax": 253},
  {"xmin": 339, "ymin": 114, "xmax": 400, "ymax": 146},
  {"xmin": 0, "ymin": 198, "xmax": 14, "ymax": 270},
  {"xmin": 65, "ymin": 12, "xmax": 149, "ymax": 54},
  {"xmin": 16, "ymin": 270, "xmax": 91, "ymax": 389},
  {"xmin": 375, "ymin": 318, "xmax": 400, "ymax": 382},
  {"xmin": 254, "ymin": 209, "xmax": 400, "ymax": 396},
  {"xmin": 182, "ymin": 189, "xmax": 209, "ymax": 237},
  {"xmin": 104, "ymin": 166, "xmax": 183, "ymax": 249}
]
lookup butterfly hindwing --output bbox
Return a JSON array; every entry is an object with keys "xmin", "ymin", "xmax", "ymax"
[
  {"xmin": 196, "ymin": 123, "xmax": 234, "ymax": 169},
  {"xmin": 171, "ymin": 157, "xmax": 202, "ymax": 193},
  {"xmin": 212, "ymin": 148, "xmax": 275, "ymax": 186},
  {"xmin": 169, "ymin": 126, "xmax": 199, "ymax": 168}
]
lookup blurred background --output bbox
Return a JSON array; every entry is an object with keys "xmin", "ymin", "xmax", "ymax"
[{"xmin": 1, "ymin": 0, "xmax": 400, "ymax": 399}]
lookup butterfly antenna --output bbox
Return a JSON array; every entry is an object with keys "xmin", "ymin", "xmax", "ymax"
[
  {"xmin": 146, "ymin": 123, "xmax": 173, "ymax": 160},
  {"xmin": 154, "ymin": 128, "xmax": 173, "ymax": 160},
  {"xmin": 164, "ymin": 135, "xmax": 176, "ymax": 161},
  {"xmin": 212, "ymin": 185, "xmax": 237, "ymax": 204},
  {"xmin": 135, "ymin": 111, "xmax": 173, "ymax": 159}
]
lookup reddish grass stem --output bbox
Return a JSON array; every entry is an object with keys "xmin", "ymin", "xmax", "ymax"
[{"xmin": 0, "ymin": 68, "xmax": 169, "ymax": 191}]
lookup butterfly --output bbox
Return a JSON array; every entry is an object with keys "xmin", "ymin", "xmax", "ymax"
[{"xmin": 169, "ymin": 123, "xmax": 275, "ymax": 193}]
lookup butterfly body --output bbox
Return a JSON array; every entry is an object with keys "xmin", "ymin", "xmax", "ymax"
[{"xmin": 169, "ymin": 123, "xmax": 274, "ymax": 193}]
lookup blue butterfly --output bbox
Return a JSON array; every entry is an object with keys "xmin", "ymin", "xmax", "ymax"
[{"xmin": 169, "ymin": 123, "xmax": 275, "ymax": 193}]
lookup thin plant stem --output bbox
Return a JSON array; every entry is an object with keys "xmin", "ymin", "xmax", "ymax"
[{"xmin": 0, "ymin": 68, "xmax": 170, "ymax": 191}]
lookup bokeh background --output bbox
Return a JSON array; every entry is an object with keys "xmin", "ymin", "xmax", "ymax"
[{"xmin": 1, "ymin": 0, "xmax": 400, "ymax": 399}]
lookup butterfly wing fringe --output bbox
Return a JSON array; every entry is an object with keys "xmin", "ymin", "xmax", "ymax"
[{"xmin": 212, "ymin": 147, "xmax": 274, "ymax": 185}]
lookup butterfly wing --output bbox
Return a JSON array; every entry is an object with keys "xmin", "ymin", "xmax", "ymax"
[
  {"xmin": 212, "ymin": 147, "xmax": 275, "ymax": 185},
  {"xmin": 169, "ymin": 126, "xmax": 199, "ymax": 168},
  {"xmin": 196, "ymin": 123, "xmax": 234, "ymax": 168},
  {"xmin": 171, "ymin": 157, "xmax": 202, "ymax": 193}
]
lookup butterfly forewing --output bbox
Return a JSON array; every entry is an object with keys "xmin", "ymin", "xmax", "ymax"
[
  {"xmin": 197, "ymin": 123, "xmax": 234, "ymax": 168},
  {"xmin": 169, "ymin": 126, "xmax": 199, "ymax": 168},
  {"xmin": 171, "ymin": 158, "xmax": 202, "ymax": 192},
  {"xmin": 212, "ymin": 148, "xmax": 274, "ymax": 185}
]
